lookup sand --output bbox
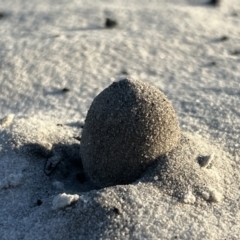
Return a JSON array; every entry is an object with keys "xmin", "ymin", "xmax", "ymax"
[{"xmin": 0, "ymin": 0, "xmax": 240, "ymax": 239}]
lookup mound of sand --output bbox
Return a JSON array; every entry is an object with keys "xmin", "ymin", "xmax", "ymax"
[
  {"xmin": 140, "ymin": 132, "xmax": 231, "ymax": 204},
  {"xmin": 0, "ymin": 116, "xmax": 239, "ymax": 239}
]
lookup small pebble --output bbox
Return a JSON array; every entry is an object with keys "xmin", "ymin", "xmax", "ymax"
[
  {"xmin": 208, "ymin": 61, "xmax": 216, "ymax": 66},
  {"xmin": 105, "ymin": 18, "xmax": 117, "ymax": 28},
  {"xmin": 232, "ymin": 12, "xmax": 238, "ymax": 17},
  {"xmin": 113, "ymin": 207, "xmax": 120, "ymax": 214},
  {"xmin": 52, "ymin": 193, "xmax": 79, "ymax": 210},
  {"xmin": 182, "ymin": 190, "xmax": 196, "ymax": 204},
  {"xmin": 209, "ymin": 189, "xmax": 222, "ymax": 203},
  {"xmin": 197, "ymin": 154, "xmax": 214, "ymax": 168},
  {"xmin": 219, "ymin": 36, "xmax": 228, "ymax": 41},
  {"xmin": 207, "ymin": 0, "xmax": 220, "ymax": 6},
  {"xmin": 44, "ymin": 155, "xmax": 61, "ymax": 176},
  {"xmin": 201, "ymin": 191, "xmax": 210, "ymax": 201},
  {"xmin": 62, "ymin": 88, "xmax": 70, "ymax": 93},
  {"xmin": 121, "ymin": 70, "xmax": 128, "ymax": 75}
]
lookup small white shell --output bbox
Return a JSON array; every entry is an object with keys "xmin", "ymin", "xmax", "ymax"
[{"xmin": 182, "ymin": 189, "xmax": 196, "ymax": 204}]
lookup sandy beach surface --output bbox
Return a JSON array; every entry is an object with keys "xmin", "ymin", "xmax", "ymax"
[{"xmin": 0, "ymin": 0, "xmax": 240, "ymax": 239}]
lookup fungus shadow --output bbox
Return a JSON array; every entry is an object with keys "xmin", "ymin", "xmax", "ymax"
[{"xmin": 18, "ymin": 141, "xmax": 98, "ymax": 193}]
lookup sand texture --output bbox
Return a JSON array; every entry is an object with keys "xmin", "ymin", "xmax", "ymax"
[{"xmin": 0, "ymin": 0, "xmax": 240, "ymax": 239}]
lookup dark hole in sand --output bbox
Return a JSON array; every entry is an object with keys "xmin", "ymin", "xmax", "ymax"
[
  {"xmin": 113, "ymin": 207, "xmax": 120, "ymax": 215},
  {"xmin": 37, "ymin": 199, "xmax": 43, "ymax": 206},
  {"xmin": 18, "ymin": 142, "xmax": 96, "ymax": 192},
  {"xmin": 76, "ymin": 172, "xmax": 86, "ymax": 184}
]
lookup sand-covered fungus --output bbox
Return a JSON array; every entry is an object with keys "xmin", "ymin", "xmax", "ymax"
[{"xmin": 81, "ymin": 78, "xmax": 180, "ymax": 187}]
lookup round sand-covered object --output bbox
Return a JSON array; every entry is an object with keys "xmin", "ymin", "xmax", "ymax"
[{"xmin": 81, "ymin": 78, "xmax": 180, "ymax": 187}]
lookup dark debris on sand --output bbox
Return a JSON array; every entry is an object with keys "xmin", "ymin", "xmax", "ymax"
[
  {"xmin": 62, "ymin": 88, "xmax": 70, "ymax": 93},
  {"xmin": 207, "ymin": 0, "xmax": 220, "ymax": 6},
  {"xmin": 105, "ymin": 18, "xmax": 117, "ymax": 28},
  {"xmin": 230, "ymin": 50, "xmax": 240, "ymax": 56},
  {"xmin": 219, "ymin": 36, "xmax": 229, "ymax": 42},
  {"xmin": 0, "ymin": 12, "xmax": 6, "ymax": 19}
]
